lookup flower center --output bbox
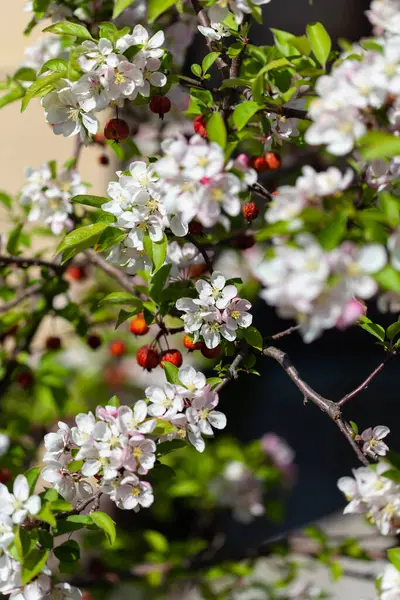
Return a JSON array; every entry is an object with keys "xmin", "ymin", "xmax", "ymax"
[
  {"xmin": 200, "ymin": 408, "xmax": 210, "ymax": 420},
  {"xmin": 115, "ymin": 72, "xmax": 126, "ymax": 85},
  {"xmin": 197, "ymin": 156, "xmax": 209, "ymax": 167},
  {"xmin": 68, "ymin": 108, "xmax": 80, "ymax": 122},
  {"xmin": 211, "ymin": 188, "xmax": 224, "ymax": 202},
  {"xmin": 132, "ymin": 447, "xmax": 143, "ymax": 459},
  {"xmin": 231, "ymin": 310, "xmax": 240, "ymax": 320},
  {"xmin": 131, "ymin": 486, "xmax": 141, "ymax": 497}
]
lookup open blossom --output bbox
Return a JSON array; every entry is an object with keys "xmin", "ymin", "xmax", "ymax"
[
  {"xmin": 208, "ymin": 0, "xmax": 272, "ymax": 25},
  {"xmin": 198, "ymin": 22, "xmax": 230, "ymax": 41},
  {"xmin": 0, "ymin": 475, "xmax": 41, "ymax": 524},
  {"xmin": 186, "ymin": 390, "xmax": 227, "ymax": 436},
  {"xmin": 196, "ymin": 271, "xmax": 237, "ymax": 309},
  {"xmin": 146, "ymin": 383, "xmax": 184, "ymax": 418},
  {"xmin": 361, "ymin": 425, "xmax": 390, "ymax": 458},
  {"xmin": 380, "ymin": 563, "xmax": 400, "ymax": 600},
  {"xmin": 116, "ymin": 25, "xmax": 165, "ymax": 59},
  {"xmin": 366, "ymin": 0, "xmax": 400, "ymax": 36},
  {"xmin": 115, "ymin": 474, "xmax": 154, "ymax": 511},
  {"xmin": 42, "ymin": 84, "xmax": 98, "ymax": 142}
]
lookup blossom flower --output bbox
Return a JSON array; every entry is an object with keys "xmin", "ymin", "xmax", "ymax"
[
  {"xmin": 197, "ymin": 173, "xmax": 243, "ymax": 228},
  {"xmin": 198, "ymin": 23, "xmax": 230, "ymax": 41},
  {"xmin": 78, "ymin": 39, "xmax": 115, "ymax": 72},
  {"xmin": 42, "ymin": 84, "xmax": 98, "ymax": 142},
  {"xmin": 361, "ymin": 425, "xmax": 390, "ymax": 458},
  {"xmin": 115, "ymin": 474, "xmax": 154, "ymax": 511},
  {"xmin": 43, "ymin": 422, "xmax": 71, "ymax": 461},
  {"xmin": 42, "ymin": 460, "xmax": 81, "ymax": 501},
  {"xmin": 118, "ymin": 402, "xmax": 155, "ymax": 435},
  {"xmin": 23, "ymin": 36, "xmax": 63, "ymax": 71},
  {"xmin": 0, "ymin": 554, "xmax": 22, "ymax": 595},
  {"xmin": 1, "ymin": 475, "xmax": 41, "ymax": 524},
  {"xmin": 146, "ymin": 383, "xmax": 184, "ymax": 418},
  {"xmin": 366, "ymin": 0, "xmax": 400, "ymax": 36},
  {"xmin": 380, "ymin": 563, "xmax": 400, "ymax": 600},
  {"xmin": 208, "ymin": 0, "xmax": 272, "ymax": 25},
  {"xmin": 73, "ymin": 71, "xmax": 110, "ymax": 112},
  {"xmin": 103, "ymin": 59, "xmax": 144, "ymax": 101},
  {"xmin": 123, "ymin": 435, "xmax": 156, "ymax": 474},
  {"xmin": 222, "ymin": 298, "xmax": 253, "ymax": 331},
  {"xmin": 166, "ymin": 241, "xmax": 203, "ymax": 279},
  {"xmin": 196, "ymin": 271, "xmax": 238, "ymax": 309},
  {"xmin": 0, "ymin": 514, "xmax": 14, "ymax": 550},
  {"xmin": 116, "ymin": 25, "xmax": 165, "ymax": 59},
  {"xmin": 186, "ymin": 390, "xmax": 227, "ymax": 436},
  {"xmin": 176, "ymin": 366, "xmax": 207, "ymax": 399}
]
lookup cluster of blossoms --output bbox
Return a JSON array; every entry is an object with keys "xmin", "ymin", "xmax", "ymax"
[
  {"xmin": 42, "ymin": 25, "xmax": 167, "ymax": 142},
  {"xmin": 176, "ymin": 271, "xmax": 253, "ymax": 349},
  {"xmin": 305, "ymin": 2, "xmax": 400, "ymax": 160},
  {"xmin": 41, "ymin": 366, "xmax": 226, "ymax": 510},
  {"xmin": 265, "ymin": 165, "xmax": 353, "ymax": 224},
  {"xmin": 199, "ymin": 0, "xmax": 272, "ymax": 40},
  {"xmin": 255, "ymin": 233, "xmax": 393, "ymax": 341},
  {"xmin": 20, "ymin": 164, "xmax": 87, "ymax": 234},
  {"xmin": 0, "ymin": 475, "xmax": 80, "ymax": 599},
  {"xmin": 209, "ymin": 460, "xmax": 265, "ymax": 523}
]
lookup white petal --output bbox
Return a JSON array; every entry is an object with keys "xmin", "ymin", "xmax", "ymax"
[
  {"xmin": 208, "ymin": 411, "xmax": 227, "ymax": 429},
  {"xmin": 13, "ymin": 475, "xmax": 29, "ymax": 502}
]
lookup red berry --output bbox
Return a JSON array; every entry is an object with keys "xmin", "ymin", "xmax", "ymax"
[
  {"xmin": 104, "ymin": 365, "xmax": 126, "ymax": 387},
  {"xmin": 104, "ymin": 118, "xmax": 129, "ymax": 142},
  {"xmin": 0, "ymin": 469, "xmax": 11, "ymax": 484},
  {"xmin": 82, "ymin": 593, "xmax": 94, "ymax": 600},
  {"xmin": 87, "ymin": 334, "xmax": 102, "ymax": 350},
  {"xmin": 183, "ymin": 335, "xmax": 204, "ymax": 351},
  {"xmin": 94, "ymin": 132, "xmax": 106, "ymax": 146},
  {"xmin": 17, "ymin": 371, "xmax": 34, "ymax": 388},
  {"xmin": 129, "ymin": 313, "xmax": 150, "ymax": 336},
  {"xmin": 264, "ymin": 152, "xmax": 281, "ymax": 170},
  {"xmin": 149, "ymin": 96, "xmax": 171, "ymax": 119},
  {"xmin": 66, "ymin": 265, "xmax": 86, "ymax": 281},
  {"xmin": 232, "ymin": 234, "xmax": 256, "ymax": 250},
  {"xmin": 46, "ymin": 336, "xmax": 62, "ymax": 351},
  {"xmin": 160, "ymin": 349, "xmax": 183, "ymax": 368},
  {"xmin": 201, "ymin": 345, "xmax": 222, "ymax": 359},
  {"xmin": 242, "ymin": 202, "xmax": 259, "ymax": 222},
  {"xmin": 98, "ymin": 154, "xmax": 110, "ymax": 166},
  {"xmin": 189, "ymin": 221, "xmax": 204, "ymax": 236},
  {"xmin": 136, "ymin": 345, "xmax": 160, "ymax": 371},
  {"xmin": 251, "ymin": 156, "xmax": 269, "ymax": 173},
  {"xmin": 109, "ymin": 340, "xmax": 126, "ymax": 357},
  {"xmin": 194, "ymin": 115, "xmax": 208, "ymax": 139}
]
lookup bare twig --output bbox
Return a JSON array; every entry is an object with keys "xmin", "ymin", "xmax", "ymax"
[
  {"xmin": 338, "ymin": 354, "xmax": 394, "ymax": 407},
  {"xmin": 85, "ymin": 250, "xmax": 134, "ymax": 294},
  {"xmin": 71, "ymin": 491, "xmax": 102, "ymax": 515},
  {"xmin": 0, "ymin": 282, "xmax": 42, "ymax": 314},
  {"xmin": 186, "ymin": 234, "xmax": 214, "ymax": 274},
  {"xmin": 268, "ymin": 324, "xmax": 300, "ymax": 341},
  {"xmin": 214, "ymin": 341, "xmax": 248, "ymax": 394},
  {"xmin": 0, "ymin": 255, "xmax": 63, "ymax": 273},
  {"xmin": 250, "ymin": 182, "xmax": 273, "ymax": 202}
]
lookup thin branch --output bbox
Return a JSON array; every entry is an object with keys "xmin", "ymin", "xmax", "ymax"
[
  {"xmin": 336, "ymin": 419, "xmax": 369, "ymax": 466},
  {"xmin": 268, "ymin": 324, "xmax": 300, "ymax": 341},
  {"xmin": 250, "ymin": 182, "xmax": 273, "ymax": 202},
  {"xmin": 186, "ymin": 234, "xmax": 214, "ymax": 274},
  {"xmin": 71, "ymin": 491, "xmax": 102, "ymax": 515},
  {"xmin": 338, "ymin": 354, "xmax": 394, "ymax": 407},
  {"xmin": 0, "ymin": 282, "xmax": 42, "ymax": 315},
  {"xmin": 85, "ymin": 250, "xmax": 134, "ymax": 294},
  {"xmin": 214, "ymin": 341, "xmax": 248, "ymax": 394},
  {"xmin": 243, "ymin": 88, "xmax": 310, "ymax": 120},
  {"xmin": 0, "ymin": 255, "xmax": 63, "ymax": 273}
]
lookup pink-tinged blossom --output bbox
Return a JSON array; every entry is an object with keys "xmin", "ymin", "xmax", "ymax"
[
  {"xmin": 361, "ymin": 425, "xmax": 390, "ymax": 458},
  {"xmin": 115, "ymin": 474, "xmax": 154, "ymax": 511},
  {"xmin": 186, "ymin": 390, "xmax": 227, "ymax": 436}
]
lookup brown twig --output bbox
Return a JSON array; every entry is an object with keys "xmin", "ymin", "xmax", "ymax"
[
  {"xmin": 338, "ymin": 354, "xmax": 394, "ymax": 407},
  {"xmin": 268, "ymin": 324, "xmax": 300, "ymax": 341},
  {"xmin": 85, "ymin": 250, "xmax": 134, "ymax": 294},
  {"xmin": 250, "ymin": 182, "xmax": 273, "ymax": 202},
  {"xmin": 0, "ymin": 255, "xmax": 63, "ymax": 273},
  {"xmin": 186, "ymin": 234, "xmax": 214, "ymax": 274},
  {"xmin": 71, "ymin": 491, "xmax": 102, "ymax": 515},
  {"xmin": 214, "ymin": 341, "xmax": 248, "ymax": 394},
  {"xmin": 0, "ymin": 282, "xmax": 42, "ymax": 315}
]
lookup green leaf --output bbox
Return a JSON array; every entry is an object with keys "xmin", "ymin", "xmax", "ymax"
[
  {"xmin": 150, "ymin": 264, "xmax": 172, "ymax": 303},
  {"xmin": 359, "ymin": 316, "xmax": 385, "ymax": 342},
  {"xmin": 349, "ymin": 421, "xmax": 358, "ymax": 434},
  {"xmin": 95, "ymin": 226, "xmax": 127, "ymax": 253},
  {"xmin": 202, "ymin": 52, "xmax": 221, "ymax": 74},
  {"xmin": 108, "ymin": 395, "xmax": 120, "ymax": 407},
  {"xmin": 306, "ymin": 22, "xmax": 331, "ymax": 66},
  {"xmin": 7, "ymin": 223, "xmax": 23, "ymax": 254},
  {"xmin": 33, "ymin": 0, "xmax": 51, "ymax": 16},
  {"xmin": 38, "ymin": 503, "xmax": 56, "ymax": 527},
  {"xmin": 330, "ymin": 560, "xmax": 343, "ymax": 582},
  {"xmin": 359, "ymin": 131, "xmax": 400, "ymax": 160},
  {"xmin": 206, "ymin": 377, "xmax": 223, "ymax": 388},
  {"xmin": 207, "ymin": 112, "xmax": 227, "ymax": 149},
  {"xmin": 51, "ymin": 499, "xmax": 73, "ymax": 511},
  {"xmin": 144, "ymin": 530, "xmax": 169, "ymax": 553},
  {"xmin": 14, "ymin": 67, "xmax": 37, "ymax": 82},
  {"xmin": 54, "ymin": 540, "xmax": 80, "ymax": 563},
  {"xmin": 379, "ymin": 192, "xmax": 400, "ymax": 227},
  {"xmin": 388, "ymin": 548, "xmax": 400, "ymax": 571},
  {"xmin": 0, "ymin": 80, "xmax": 25, "ymax": 110},
  {"xmin": 170, "ymin": 480, "xmax": 201, "ymax": 497},
  {"xmin": 113, "ymin": 0, "xmax": 137, "ymax": 19},
  {"xmin": 318, "ymin": 213, "xmax": 347, "ymax": 250},
  {"xmin": 244, "ymin": 326, "xmax": 263, "ymax": 351},
  {"xmin": 66, "ymin": 460, "xmax": 83, "ymax": 474},
  {"xmin": 162, "ymin": 362, "xmax": 180, "ymax": 385},
  {"xmin": 15, "ymin": 528, "xmax": 33, "ymax": 560},
  {"xmin": 375, "ymin": 265, "xmax": 400, "ymax": 295},
  {"xmin": 220, "ymin": 78, "xmax": 249, "ymax": 89},
  {"xmin": 57, "ymin": 223, "xmax": 108, "ymax": 260},
  {"xmin": 156, "ymin": 440, "xmax": 186, "ymax": 457},
  {"xmin": 145, "ymin": 233, "xmax": 167, "ymax": 273},
  {"xmin": 382, "ymin": 469, "xmax": 400, "ymax": 484},
  {"xmin": 148, "ymin": 0, "xmax": 175, "ymax": 22},
  {"xmin": 387, "ymin": 320, "xmax": 400, "ymax": 341},
  {"xmin": 55, "ymin": 514, "xmax": 93, "ymax": 535},
  {"xmin": 21, "ymin": 72, "xmax": 62, "ymax": 112},
  {"xmin": 191, "ymin": 64, "xmax": 202, "ymax": 78},
  {"xmin": 25, "ymin": 467, "xmax": 41, "ymax": 495},
  {"xmin": 99, "ymin": 292, "xmax": 140, "ymax": 307},
  {"xmin": 115, "ymin": 308, "xmax": 141, "ymax": 329},
  {"xmin": 43, "ymin": 21, "xmax": 93, "ymax": 40},
  {"xmin": 0, "ymin": 192, "xmax": 12, "ymax": 209},
  {"xmin": 270, "ymin": 28, "xmax": 302, "ymax": 57},
  {"xmin": 22, "ymin": 549, "xmax": 49, "ymax": 585},
  {"xmin": 39, "ymin": 58, "xmax": 68, "ymax": 75},
  {"xmin": 71, "ymin": 194, "xmax": 108, "ymax": 208},
  {"xmin": 232, "ymin": 101, "xmax": 262, "ymax": 132},
  {"xmin": 99, "ymin": 22, "xmax": 119, "ymax": 43},
  {"xmin": 91, "ymin": 512, "xmax": 116, "ymax": 545}
]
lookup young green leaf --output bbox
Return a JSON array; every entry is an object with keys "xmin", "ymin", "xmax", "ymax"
[
  {"xmin": 6, "ymin": 223, "xmax": 23, "ymax": 255},
  {"xmin": 54, "ymin": 540, "xmax": 80, "ymax": 563},
  {"xmin": 244, "ymin": 326, "xmax": 263, "ymax": 350},
  {"xmin": 39, "ymin": 58, "xmax": 68, "ymax": 75},
  {"xmin": 306, "ymin": 22, "xmax": 331, "ymax": 66},
  {"xmin": 202, "ymin": 52, "xmax": 221, "ymax": 74},
  {"xmin": 162, "ymin": 362, "xmax": 181, "ymax": 385},
  {"xmin": 359, "ymin": 316, "xmax": 386, "ymax": 342},
  {"xmin": 206, "ymin": 112, "xmax": 227, "ymax": 149},
  {"xmin": 57, "ymin": 223, "xmax": 108, "ymax": 257},
  {"xmin": 99, "ymin": 292, "xmax": 140, "ymax": 307},
  {"xmin": 232, "ymin": 101, "xmax": 262, "ymax": 132},
  {"xmin": 21, "ymin": 72, "xmax": 63, "ymax": 112},
  {"xmin": 148, "ymin": 0, "xmax": 175, "ymax": 22},
  {"xmin": 22, "ymin": 549, "xmax": 49, "ymax": 585},
  {"xmin": 25, "ymin": 467, "xmax": 41, "ymax": 495},
  {"xmin": 360, "ymin": 131, "xmax": 400, "ymax": 160},
  {"xmin": 388, "ymin": 547, "xmax": 400, "ymax": 571},
  {"xmin": 43, "ymin": 21, "xmax": 93, "ymax": 40},
  {"xmin": 91, "ymin": 512, "xmax": 116, "ymax": 545},
  {"xmin": 113, "ymin": 0, "xmax": 137, "ymax": 19},
  {"xmin": 71, "ymin": 194, "xmax": 109, "ymax": 208}
]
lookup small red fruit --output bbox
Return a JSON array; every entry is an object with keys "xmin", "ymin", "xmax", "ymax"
[
  {"xmin": 87, "ymin": 334, "xmax": 102, "ymax": 350},
  {"xmin": 104, "ymin": 118, "xmax": 129, "ymax": 142},
  {"xmin": 0, "ymin": 469, "xmax": 11, "ymax": 484},
  {"xmin": 17, "ymin": 371, "xmax": 34, "ymax": 388},
  {"xmin": 137, "ymin": 345, "xmax": 160, "ymax": 371},
  {"xmin": 232, "ymin": 234, "xmax": 256, "ymax": 250},
  {"xmin": 46, "ymin": 336, "xmax": 62, "ymax": 351},
  {"xmin": 149, "ymin": 96, "xmax": 171, "ymax": 119},
  {"xmin": 94, "ymin": 132, "xmax": 106, "ymax": 146},
  {"xmin": 98, "ymin": 154, "xmax": 110, "ymax": 166},
  {"xmin": 242, "ymin": 202, "xmax": 259, "ymax": 222},
  {"xmin": 189, "ymin": 263, "xmax": 208, "ymax": 278},
  {"xmin": 183, "ymin": 335, "xmax": 204, "ymax": 351},
  {"xmin": 81, "ymin": 593, "xmax": 94, "ymax": 600},
  {"xmin": 194, "ymin": 115, "xmax": 208, "ymax": 139},
  {"xmin": 160, "ymin": 349, "xmax": 183, "ymax": 368},
  {"xmin": 109, "ymin": 340, "xmax": 126, "ymax": 357},
  {"xmin": 189, "ymin": 221, "xmax": 204, "ymax": 236},
  {"xmin": 264, "ymin": 151, "xmax": 282, "ymax": 170},
  {"xmin": 66, "ymin": 265, "xmax": 86, "ymax": 281},
  {"xmin": 251, "ymin": 156, "xmax": 269, "ymax": 173},
  {"xmin": 201, "ymin": 345, "xmax": 222, "ymax": 359},
  {"xmin": 129, "ymin": 313, "xmax": 150, "ymax": 336},
  {"xmin": 104, "ymin": 365, "xmax": 126, "ymax": 387}
]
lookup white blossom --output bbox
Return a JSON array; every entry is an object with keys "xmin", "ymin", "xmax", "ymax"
[
  {"xmin": 381, "ymin": 563, "xmax": 400, "ymax": 600},
  {"xmin": 361, "ymin": 425, "xmax": 390, "ymax": 458},
  {"xmin": 42, "ymin": 84, "xmax": 98, "ymax": 142},
  {"xmin": 115, "ymin": 474, "xmax": 154, "ymax": 511}
]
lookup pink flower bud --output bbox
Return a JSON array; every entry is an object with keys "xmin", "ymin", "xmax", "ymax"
[
  {"xmin": 200, "ymin": 176, "xmax": 211, "ymax": 185},
  {"xmin": 336, "ymin": 299, "xmax": 366, "ymax": 330}
]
